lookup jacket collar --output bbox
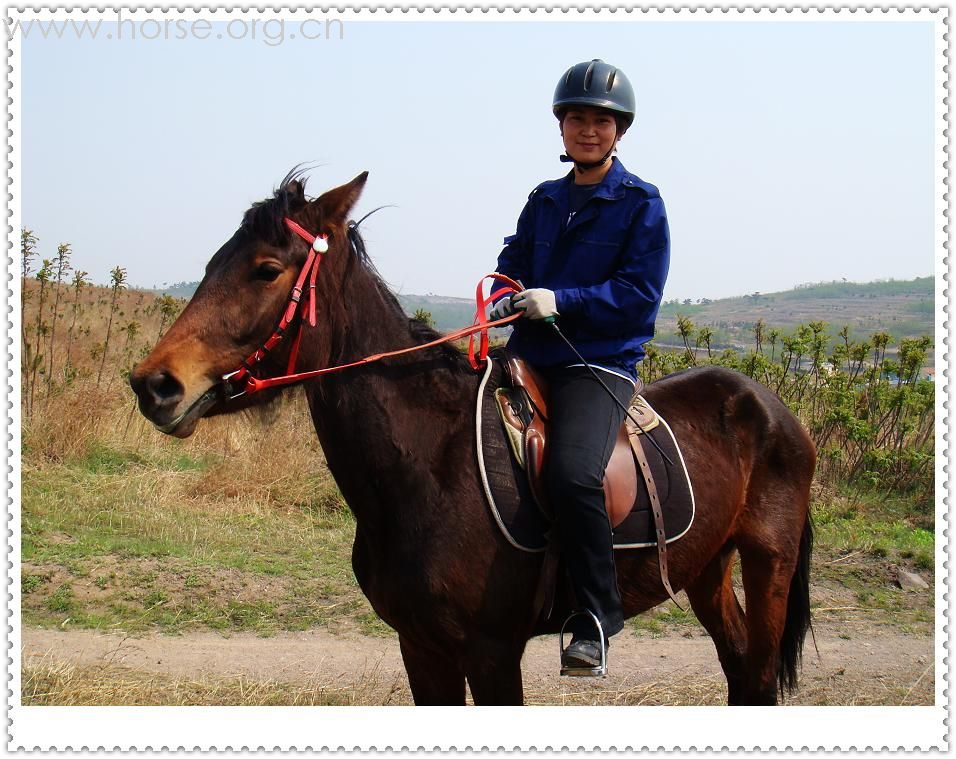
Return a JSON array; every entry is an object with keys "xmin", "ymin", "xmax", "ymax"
[{"xmin": 537, "ymin": 156, "xmax": 633, "ymax": 203}]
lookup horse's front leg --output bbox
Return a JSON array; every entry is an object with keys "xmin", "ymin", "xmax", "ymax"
[
  {"xmin": 464, "ymin": 636, "xmax": 526, "ymax": 706},
  {"xmin": 399, "ymin": 636, "xmax": 467, "ymax": 705}
]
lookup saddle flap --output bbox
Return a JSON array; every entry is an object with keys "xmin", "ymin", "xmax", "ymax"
[
  {"xmin": 495, "ymin": 388, "xmax": 529, "ymax": 469},
  {"xmin": 503, "ymin": 354, "xmax": 549, "ymax": 422},
  {"xmin": 604, "ymin": 425, "xmax": 638, "ymax": 528}
]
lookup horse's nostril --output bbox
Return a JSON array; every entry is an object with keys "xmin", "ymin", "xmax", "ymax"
[{"xmin": 145, "ymin": 371, "xmax": 184, "ymax": 407}]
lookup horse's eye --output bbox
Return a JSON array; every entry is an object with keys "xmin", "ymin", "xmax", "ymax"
[{"xmin": 254, "ymin": 263, "xmax": 283, "ymax": 282}]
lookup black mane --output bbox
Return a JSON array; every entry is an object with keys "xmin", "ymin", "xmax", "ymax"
[
  {"xmin": 345, "ymin": 221, "xmax": 475, "ymax": 375},
  {"xmin": 241, "ymin": 165, "xmax": 311, "ymax": 248}
]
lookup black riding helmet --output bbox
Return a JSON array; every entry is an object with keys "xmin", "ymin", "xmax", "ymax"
[{"xmin": 553, "ymin": 59, "xmax": 636, "ymax": 130}]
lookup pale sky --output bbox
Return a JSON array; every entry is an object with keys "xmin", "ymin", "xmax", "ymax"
[{"xmin": 20, "ymin": 15, "xmax": 937, "ymax": 301}]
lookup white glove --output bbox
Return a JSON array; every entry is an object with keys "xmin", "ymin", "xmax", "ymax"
[
  {"xmin": 488, "ymin": 295, "xmax": 517, "ymax": 322},
  {"xmin": 513, "ymin": 288, "xmax": 558, "ymax": 321}
]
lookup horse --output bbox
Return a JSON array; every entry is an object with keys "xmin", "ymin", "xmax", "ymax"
[{"xmin": 129, "ymin": 169, "xmax": 817, "ymax": 706}]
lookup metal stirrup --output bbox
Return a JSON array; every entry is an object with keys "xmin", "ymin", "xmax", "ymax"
[{"xmin": 559, "ymin": 610, "xmax": 608, "ymax": 678}]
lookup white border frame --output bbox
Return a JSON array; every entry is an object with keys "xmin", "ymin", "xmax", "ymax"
[{"xmin": 5, "ymin": 6, "xmax": 949, "ymax": 751}]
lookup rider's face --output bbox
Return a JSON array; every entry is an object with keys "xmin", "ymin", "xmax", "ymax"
[{"xmin": 560, "ymin": 107, "xmax": 619, "ymax": 164}]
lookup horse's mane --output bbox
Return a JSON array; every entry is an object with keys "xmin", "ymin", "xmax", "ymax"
[
  {"xmin": 240, "ymin": 165, "xmax": 311, "ymax": 248},
  {"xmin": 345, "ymin": 220, "xmax": 475, "ymax": 375}
]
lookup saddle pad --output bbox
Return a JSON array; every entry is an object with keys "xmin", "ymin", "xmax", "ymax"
[{"xmin": 476, "ymin": 357, "xmax": 696, "ymax": 553}]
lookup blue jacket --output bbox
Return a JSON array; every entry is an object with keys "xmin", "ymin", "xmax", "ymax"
[{"xmin": 495, "ymin": 157, "xmax": 670, "ymax": 380}]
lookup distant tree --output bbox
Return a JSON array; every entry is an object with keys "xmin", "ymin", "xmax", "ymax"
[
  {"xmin": 21, "ymin": 228, "xmax": 38, "ymax": 305},
  {"xmin": 97, "ymin": 266, "xmax": 128, "ymax": 388},
  {"xmin": 29, "ymin": 260, "xmax": 53, "ymax": 413},
  {"xmin": 46, "ymin": 243, "xmax": 72, "ymax": 392},
  {"xmin": 112, "ymin": 319, "xmax": 141, "ymax": 391},
  {"xmin": 767, "ymin": 328, "xmax": 780, "ymax": 364},
  {"xmin": 871, "ymin": 331, "xmax": 891, "ymax": 376},
  {"xmin": 155, "ymin": 294, "xmax": 183, "ymax": 341},
  {"xmin": 412, "ymin": 308, "xmax": 435, "ymax": 329},
  {"xmin": 696, "ymin": 326, "xmax": 714, "ymax": 359},
  {"xmin": 676, "ymin": 315, "xmax": 696, "ymax": 365},
  {"xmin": 64, "ymin": 269, "xmax": 89, "ymax": 381},
  {"xmin": 20, "ymin": 228, "xmax": 39, "ymax": 384},
  {"xmin": 752, "ymin": 318, "xmax": 766, "ymax": 354}
]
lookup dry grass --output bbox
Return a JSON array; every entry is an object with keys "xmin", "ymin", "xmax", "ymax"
[
  {"xmin": 22, "ymin": 657, "xmax": 412, "ymax": 706},
  {"xmin": 23, "ymin": 657, "xmax": 933, "ymax": 707}
]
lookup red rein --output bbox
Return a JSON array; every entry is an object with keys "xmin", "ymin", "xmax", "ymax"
[{"xmin": 221, "ymin": 217, "xmax": 522, "ymax": 399}]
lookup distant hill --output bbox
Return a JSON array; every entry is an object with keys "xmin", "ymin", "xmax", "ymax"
[
  {"xmin": 156, "ymin": 276, "xmax": 934, "ymax": 342},
  {"xmin": 656, "ymin": 276, "xmax": 934, "ymax": 349},
  {"xmin": 154, "ymin": 281, "xmax": 201, "ymax": 300},
  {"xmin": 396, "ymin": 294, "xmax": 475, "ymax": 331}
]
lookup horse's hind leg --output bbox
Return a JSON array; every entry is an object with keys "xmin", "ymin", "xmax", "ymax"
[
  {"xmin": 736, "ymin": 529, "xmax": 803, "ymax": 706},
  {"xmin": 399, "ymin": 636, "xmax": 466, "ymax": 705},
  {"xmin": 685, "ymin": 542, "xmax": 749, "ymax": 705}
]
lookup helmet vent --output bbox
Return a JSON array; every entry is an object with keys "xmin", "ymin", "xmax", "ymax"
[
  {"xmin": 583, "ymin": 60, "xmax": 596, "ymax": 91},
  {"xmin": 606, "ymin": 69, "xmax": 617, "ymax": 92}
]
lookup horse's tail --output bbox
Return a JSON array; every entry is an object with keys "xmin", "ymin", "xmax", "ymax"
[{"xmin": 778, "ymin": 513, "xmax": 814, "ymax": 696}]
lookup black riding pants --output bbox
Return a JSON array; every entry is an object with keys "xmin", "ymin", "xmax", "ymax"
[{"xmin": 541, "ymin": 365, "xmax": 634, "ymax": 641}]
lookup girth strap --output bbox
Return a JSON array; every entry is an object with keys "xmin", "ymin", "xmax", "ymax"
[{"xmin": 627, "ymin": 422, "xmax": 683, "ymax": 609}]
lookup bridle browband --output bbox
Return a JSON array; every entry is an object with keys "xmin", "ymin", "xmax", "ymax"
[{"xmin": 220, "ymin": 217, "xmax": 521, "ymax": 400}]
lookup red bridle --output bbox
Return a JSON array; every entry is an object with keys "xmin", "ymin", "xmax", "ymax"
[{"xmin": 221, "ymin": 217, "xmax": 521, "ymax": 399}]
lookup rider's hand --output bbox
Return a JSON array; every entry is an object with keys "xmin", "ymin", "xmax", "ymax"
[
  {"xmin": 489, "ymin": 295, "xmax": 517, "ymax": 323},
  {"xmin": 513, "ymin": 289, "xmax": 558, "ymax": 321}
]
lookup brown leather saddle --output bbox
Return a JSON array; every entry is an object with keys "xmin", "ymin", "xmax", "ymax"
[{"xmin": 494, "ymin": 352, "xmax": 681, "ymax": 606}]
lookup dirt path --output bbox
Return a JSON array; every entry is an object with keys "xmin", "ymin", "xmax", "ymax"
[{"xmin": 21, "ymin": 623, "xmax": 934, "ymax": 706}]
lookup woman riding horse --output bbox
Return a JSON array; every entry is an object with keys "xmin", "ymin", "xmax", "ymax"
[
  {"xmin": 130, "ymin": 132, "xmax": 814, "ymax": 706},
  {"xmin": 490, "ymin": 59, "xmax": 670, "ymax": 674}
]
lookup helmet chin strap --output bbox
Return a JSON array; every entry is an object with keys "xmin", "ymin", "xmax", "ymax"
[
  {"xmin": 559, "ymin": 128, "xmax": 619, "ymax": 173},
  {"xmin": 559, "ymin": 145, "xmax": 615, "ymax": 173}
]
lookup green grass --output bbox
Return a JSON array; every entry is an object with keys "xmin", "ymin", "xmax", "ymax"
[
  {"xmin": 21, "ymin": 449, "xmax": 369, "ymax": 635},
  {"xmin": 76, "ymin": 444, "xmax": 212, "ymax": 476},
  {"xmin": 21, "ymin": 573, "xmax": 45, "ymax": 594},
  {"xmin": 23, "ymin": 439, "xmax": 934, "ymax": 640},
  {"xmin": 812, "ymin": 488, "xmax": 934, "ymax": 571},
  {"xmin": 629, "ymin": 603, "xmax": 699, "ymax": 638},
  {"xmin": 46, "ymin": 583, "xmax": 75, "ymax": 613}
]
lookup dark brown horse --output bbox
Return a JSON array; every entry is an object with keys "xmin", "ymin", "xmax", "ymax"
[{"xmin": 130, "ymin": 170, "xmax": 816, "ymax": 706}]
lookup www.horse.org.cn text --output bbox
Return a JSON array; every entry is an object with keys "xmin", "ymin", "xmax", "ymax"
[{"xmin": 6, "ymin": 14, "xmax": 346, "ymax": 46}]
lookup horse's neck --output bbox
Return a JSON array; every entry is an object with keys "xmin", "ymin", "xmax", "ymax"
[{"xmin": 304, "ymin": 263, "xmax": 478, "ymax": 526}]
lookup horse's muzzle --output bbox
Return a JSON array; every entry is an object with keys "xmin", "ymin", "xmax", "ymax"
[{"xmin": 129, "ymin": 367, "xmax": 184, "ymax": 417}]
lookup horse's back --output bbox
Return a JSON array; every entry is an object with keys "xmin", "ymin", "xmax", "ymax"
[{"xmin": 643, "ymin": 365, "xmax": 816, "ymax": 490}]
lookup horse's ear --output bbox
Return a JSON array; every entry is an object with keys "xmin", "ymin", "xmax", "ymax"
[
  {"xmin": 312, "ymin": 172, "xmax": 369, "ymax": 223},
  {"xmin": 284, "ymin": 179, "xmax": 307, "ymax": 202}
]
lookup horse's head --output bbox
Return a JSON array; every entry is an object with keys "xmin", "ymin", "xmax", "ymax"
[{"xmin": 130, "ymin": 169, "xmax": 368, "ymax": 438}]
